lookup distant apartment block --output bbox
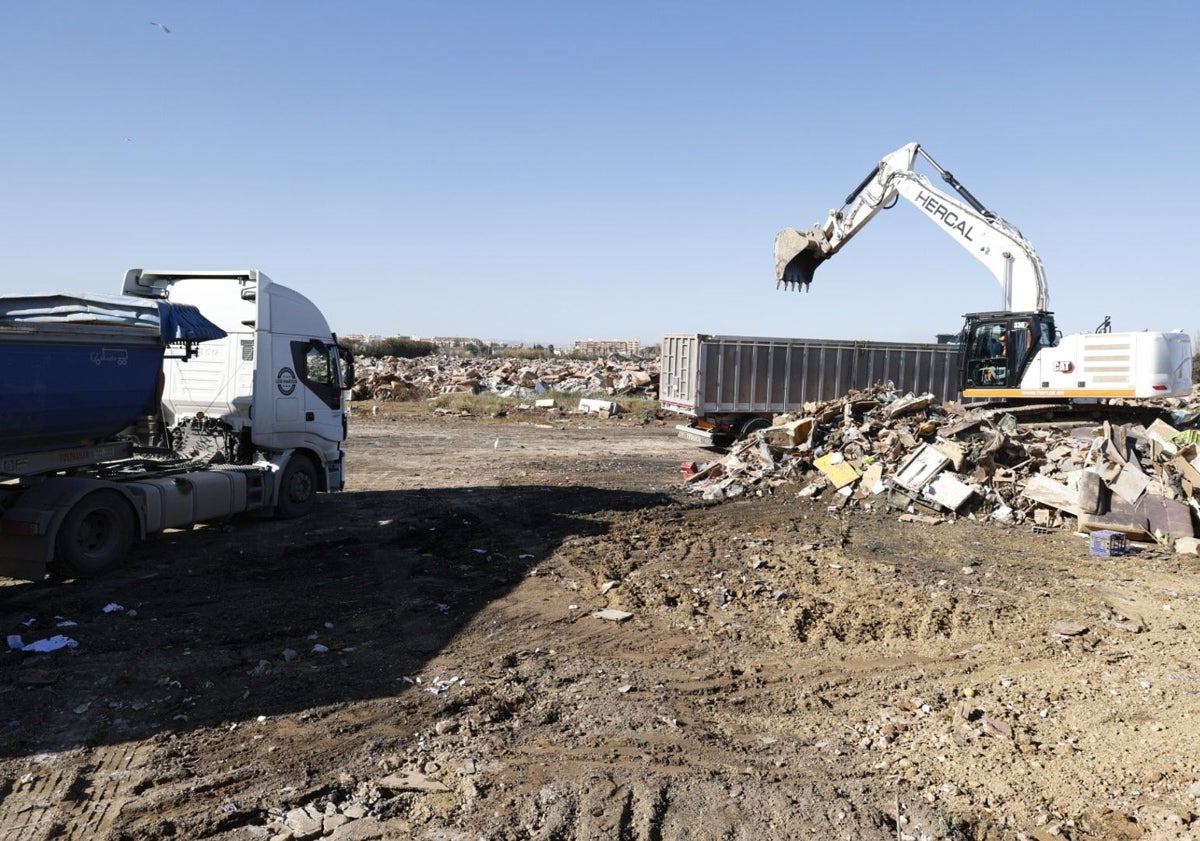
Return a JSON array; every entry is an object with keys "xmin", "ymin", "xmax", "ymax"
[
  {"xmin": 342, "ymin": 333, "xmax": 387, "ymax": 346},
  {"xmin": 428, "ymin": 336, "xmax": 489, "ymax": 351},
  {"xmin": 573, "ymin": 339, "xmax": 641, "ymax": 356}
]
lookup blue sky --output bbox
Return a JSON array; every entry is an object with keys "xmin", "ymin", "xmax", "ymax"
[{"xmin": 2, "ymin": 2, "xmax": 1196, "ymax": 347}]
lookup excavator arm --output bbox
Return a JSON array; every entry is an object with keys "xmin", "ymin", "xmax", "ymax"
[{"xmin": 774, "ymin": 142, "xmax": 1049, "ymax": 313}]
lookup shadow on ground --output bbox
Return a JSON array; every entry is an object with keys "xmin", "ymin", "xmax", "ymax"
[{"xmin": 0, "ymin": 484, "xmax": 672, "ymax": 758}]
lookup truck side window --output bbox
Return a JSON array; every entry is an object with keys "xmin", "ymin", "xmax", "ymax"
[
  {"xmin": 305, "ymin": 345, "xmax": 332, "ymax": 385},
  {"xmin": 290, "ymin": 340, "xmax": 342, "ymax": 410}
]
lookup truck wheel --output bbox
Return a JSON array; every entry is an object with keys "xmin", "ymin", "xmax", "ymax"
[
  {"xmin": 276, "ymin": 454, "xmax": 318, "ymax": 519},
  {"xmin": 738, "ymin": 416, "xmax": 772, "ymax": 439},
  {"xmin": 51, "ymin": 490, "xmax": 136, "ymax": 578}
]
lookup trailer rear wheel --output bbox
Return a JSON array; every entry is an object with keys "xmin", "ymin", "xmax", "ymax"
[
  {"xmin": 738, "ymin": 416, "xmax": 772, "ymax": 439},
  {"xmin": 275, "ymin": 454, "xmax": 318, "ymax": 519},
  {"xmin": 51, "ymin": 490, "xmax": 135, "ymax": 578}
]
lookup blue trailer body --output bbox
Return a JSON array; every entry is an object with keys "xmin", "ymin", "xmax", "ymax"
[{"xmin": 0, "ymin": 294, "xmax": 225, "ymax": 456}]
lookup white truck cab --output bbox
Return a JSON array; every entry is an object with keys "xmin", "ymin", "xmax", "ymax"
[{"xmin": 123, "ymin": 269, "xmax": 353, "ymax": 494}]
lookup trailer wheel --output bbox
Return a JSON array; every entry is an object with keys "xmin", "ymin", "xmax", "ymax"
[
  {"xmin": 51, "ymin": 490, "xmax": 136, "ymax": 578},
  {"xmin": 738, "ymin": 416, "xmax": 772, "ymax": 439},
  {"xmin": 275, "ymin": 454, "xmax": 318, "ymax": 519}
]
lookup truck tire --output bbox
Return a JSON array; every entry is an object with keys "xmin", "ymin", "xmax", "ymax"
[
  {"xmin": 275, "ymin": 454, "xmax": 318, "ymax": 519},
  {"xmin": 738, "ymin": 416, "xmax": 772, "ymax": 439},
  {"xmin": 51, "ymin": 490, "xmax": 136, "ymax": 578}
]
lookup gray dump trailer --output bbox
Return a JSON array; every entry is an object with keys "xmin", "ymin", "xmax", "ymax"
[{"xmin": 661, "ymin": 333, "xmax": 960, "ymax": 445}]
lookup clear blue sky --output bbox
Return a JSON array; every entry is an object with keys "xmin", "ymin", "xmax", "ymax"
[{"xmin": 2, "ymin": 2, "xmax": 1196, "ymax": 347}]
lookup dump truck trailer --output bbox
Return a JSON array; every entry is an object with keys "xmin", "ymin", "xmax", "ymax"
[
  {"xmin": 661, "ymin": 332, "xmax": 959, "ymax": 446},
  {"xmin": 0, "ymin": 269, "xmax": 354, "ymax": 581}
]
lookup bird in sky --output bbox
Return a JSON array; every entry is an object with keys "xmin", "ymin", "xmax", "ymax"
[{"xmin": 150, "ymin": 21, "xmax": 171, "ymax": 34}]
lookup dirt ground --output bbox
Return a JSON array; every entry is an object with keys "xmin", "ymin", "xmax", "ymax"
[{"xmin": 3, "ymin": 404, "xmax": 1200, "ymax": 841}]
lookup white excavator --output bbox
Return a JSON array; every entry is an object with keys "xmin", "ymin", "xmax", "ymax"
[{"xmin": 774, "ymin": 142, "xmax": 1193, "ymax": 403}]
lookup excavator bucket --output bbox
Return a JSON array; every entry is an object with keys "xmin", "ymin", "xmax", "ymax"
[{"xmin": 774, "ymin": 227, "xmax": 830, "ymax": 291}]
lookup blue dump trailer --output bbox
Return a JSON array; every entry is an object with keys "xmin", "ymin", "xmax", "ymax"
[
  {"xmin": 0, "ymin": 294, "xmax": 225, "ymax": 454},
  {"xmin": 0, "ymin": 271, "xmax": 354, "ymax": 581}
]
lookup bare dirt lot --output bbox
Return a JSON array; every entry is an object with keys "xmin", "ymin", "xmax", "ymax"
[{"xmin": 3, "ymin": 406, "xmax": 1200, "ymax": 840}]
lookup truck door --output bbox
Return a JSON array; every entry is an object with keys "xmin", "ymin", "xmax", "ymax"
[{"xmin": 266, "ymin": 336, "xmax": 346, "ymax": 444}]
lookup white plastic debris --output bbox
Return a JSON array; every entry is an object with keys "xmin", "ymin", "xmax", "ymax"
[
  {"xmin": 21, "ymin": 635, "xmax": 79, "ymax": 653},
  {"xmin": 592, "ymin": 609, "xmax": 634, "ymax": 622}
]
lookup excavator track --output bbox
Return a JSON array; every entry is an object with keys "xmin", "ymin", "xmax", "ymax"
[{"xmin": 964, "ymin": 401, "xmax": 1182, "ymax": 430}]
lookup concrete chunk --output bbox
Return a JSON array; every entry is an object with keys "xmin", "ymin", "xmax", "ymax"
[
  {"xmin": 1175, "ymin": 536, "xmax": 1200, "ymax": 555},
  {"xmin": 578, "ymin": 397, "xmax": 617, "ymax": 415}
]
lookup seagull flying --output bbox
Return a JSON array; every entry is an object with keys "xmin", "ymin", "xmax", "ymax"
[{"xmin": 150, "ymin": 21, "xmax": 171, "ymax": 34}]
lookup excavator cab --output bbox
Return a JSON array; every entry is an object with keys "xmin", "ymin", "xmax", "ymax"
[{"xmin": 960, "ymin": 311, "xmax": 1055, "ymax": 393}]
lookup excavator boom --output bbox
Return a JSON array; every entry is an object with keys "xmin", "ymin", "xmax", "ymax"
[{"xmin": 775, "ymin": 143, "xmax": 1049, "ymax": 313}]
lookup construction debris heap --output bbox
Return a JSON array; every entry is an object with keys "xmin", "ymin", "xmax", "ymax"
[
  {"xmin": 685, "ymin": 386, "xmax": 1200, "ymax": 550},
  {"xmin": 350, "ymin": 355, "xmax": 658, "ymax": 403}
]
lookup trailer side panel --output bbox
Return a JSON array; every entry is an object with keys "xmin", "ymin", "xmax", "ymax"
[{"xmin": 662, "ymin": 333, "xmax": 959, "ymax": 417}]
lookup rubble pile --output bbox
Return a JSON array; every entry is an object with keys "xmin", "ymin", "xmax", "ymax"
[
  {"xmin": 351, "ymin": 355, "xmax": 658, "ymax": 403},
  {"xmin": 686, "ymin": 386, "xmax": 1200, "ymax": 550}
]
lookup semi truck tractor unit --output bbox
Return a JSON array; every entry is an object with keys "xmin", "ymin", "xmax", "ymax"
[{"xmin": 0, "ymin": 269, "xmax": 354, "ymax": 581}]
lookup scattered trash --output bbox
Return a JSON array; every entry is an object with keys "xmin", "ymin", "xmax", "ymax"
[
  {"xmin": 592, "ymin": 608, "xmax": 634, "ymax": 622},
  {"xmin": 1090, "ymin": 530, "xmax": 1127, "ymax": 557},
  {"xmin": 424, "ymin": 676, "xmax": 463, "ymax": 695},
  {"xmin": 17, "ymin": 635, "xmax": 79, "ymax": 653}
]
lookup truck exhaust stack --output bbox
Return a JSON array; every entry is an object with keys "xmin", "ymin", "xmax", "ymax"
[{"xmin": 774, "ymin": 227, "xmax": 830, "ymax": 291}]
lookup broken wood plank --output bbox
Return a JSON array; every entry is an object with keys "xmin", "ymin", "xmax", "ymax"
[{"xmin": 1021, "ymin": 474, "xmax": 1080, "ymax": 516}]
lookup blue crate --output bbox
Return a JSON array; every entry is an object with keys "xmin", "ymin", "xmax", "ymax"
[{"xmin": 1090, "ymin": 530, "xmax": 1127, "ymax": 557}]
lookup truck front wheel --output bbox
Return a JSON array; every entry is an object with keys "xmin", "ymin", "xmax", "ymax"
[
  {"xmin": 276, "ymin": 454, "xmax": 318, "ymax": 519},
  {"xmin": 51, "ymin": 490, "xmax": 136, "ymax": 578}
]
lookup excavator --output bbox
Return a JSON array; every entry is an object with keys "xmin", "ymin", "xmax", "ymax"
[{"xmin": 774, "ymin": 142, "xmax": 1193, "ymax": 404}]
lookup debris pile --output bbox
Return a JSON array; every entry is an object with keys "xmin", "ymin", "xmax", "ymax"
[
  {"xmin": 351, "ymin": 355, "xmax": 658, "ymax": 403},
  {"xmin": 685, "ymin": 386, "xmax": 1200, "ymax": 550}
]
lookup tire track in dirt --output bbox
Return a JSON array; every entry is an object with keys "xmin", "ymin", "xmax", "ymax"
[{"xmin": 0, "ymin": 742, "xmax": 155, "ymax": 841}]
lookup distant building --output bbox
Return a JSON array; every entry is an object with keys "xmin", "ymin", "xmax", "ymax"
[
  {"xmin": 428, "ymin": 336, "xmax": 490, "ymax": 351},
  {"xmin": 573, "ymin": 339, "xmax": 641, "ymax": 357}
]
